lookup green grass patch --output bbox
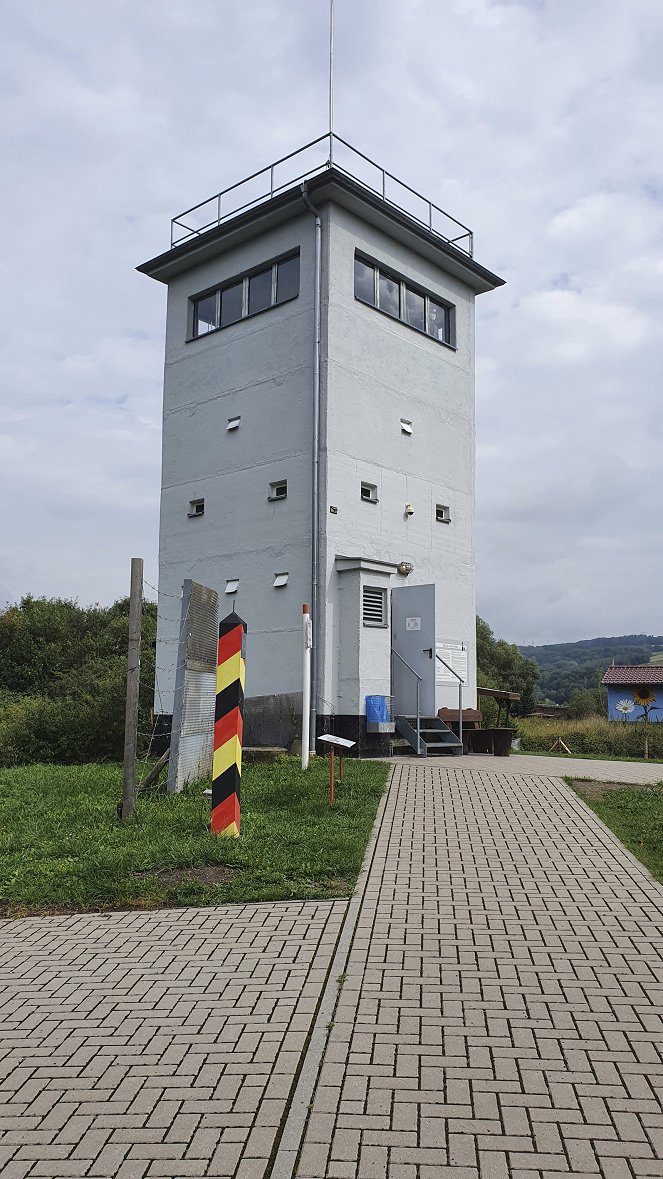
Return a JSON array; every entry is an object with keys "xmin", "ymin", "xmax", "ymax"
[
  {"xmin": 0, "ymin": 757, "xmax": 389, "ymax": 916},
  {"xmin": 569, "ymin": 778, "xmax": 663, "ymax": 884},
  {"xmin": 515, "ymin": 748, "xmax": 663, "ymax": 765}
]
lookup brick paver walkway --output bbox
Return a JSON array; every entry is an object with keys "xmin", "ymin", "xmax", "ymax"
[
  {"xmin": 2, "ymin": 764, "xmax": 663, "ymax": 1178},
  {"xmin": 296, "ymin": 765, "xmax": 663, "ymax": 1179},
  {"xmin": 0, "ymin": 902, "xmax": 345, "ymax": 1178}
]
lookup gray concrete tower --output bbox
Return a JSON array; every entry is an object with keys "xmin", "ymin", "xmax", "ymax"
[{"xmin": 139, "ymin": 139, "xmax": 504, "ymax": 754}]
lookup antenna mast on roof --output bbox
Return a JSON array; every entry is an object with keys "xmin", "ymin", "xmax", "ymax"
[{"xmin": 329, "ymin": 0, "xmax": 335, "ymax": 139}]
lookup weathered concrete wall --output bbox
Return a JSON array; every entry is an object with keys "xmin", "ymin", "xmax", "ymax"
[
  {"xmin": 319, "ymin": 203, "xmax": 477, "ymax": 716},
  {"xmin": 154, "ymin": 212, "xmax": 315, "ymax": 711}
]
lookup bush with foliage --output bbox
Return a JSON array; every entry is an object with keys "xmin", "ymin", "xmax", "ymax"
[
  {"xmin": 476, "ymin": 616, "xmax": 540, "ymax": 723},
  {"xmin": 516, "ymin": 715, "xmax": 663, "ymax": 760},
  {"xmin": 0, "ymin": 596, "xmax": 157, "ymax": 766}
]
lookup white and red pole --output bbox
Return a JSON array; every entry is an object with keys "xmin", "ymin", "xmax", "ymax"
[{"xmin": 302, "ymin": 604, "xmax": 312, "ymax": 769}]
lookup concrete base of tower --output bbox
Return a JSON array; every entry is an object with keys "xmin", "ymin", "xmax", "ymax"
[
  {"xmin": 316, "ymin": 714, "xmax": 393, "ymax": 758},
  {"xmin": 243, "ymin": 692, "xmax": 302, "ymax": 750}
]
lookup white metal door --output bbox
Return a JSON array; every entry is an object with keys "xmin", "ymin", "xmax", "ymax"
[{"xmin": 391, "ymin": 584, "xmax": 436, "ymax": 715}]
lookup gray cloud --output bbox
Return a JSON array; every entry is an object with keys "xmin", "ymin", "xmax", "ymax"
[{"xmin": 0, "ymin": 0, "xmax": 661, "ymax": 642}]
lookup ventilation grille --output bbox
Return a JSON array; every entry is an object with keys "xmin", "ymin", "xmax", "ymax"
[{"xmin": 362, "ymin": 586, "xmax": 387, "ymax": 627}]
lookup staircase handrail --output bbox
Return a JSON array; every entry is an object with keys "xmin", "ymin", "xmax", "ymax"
[
  {"xmin": 435, "ymin": 654, "xmax": 464, "ymax": 752},
  {"xmin": 391, "ymin": 648, "xmax": 422, "ymax": 755}
]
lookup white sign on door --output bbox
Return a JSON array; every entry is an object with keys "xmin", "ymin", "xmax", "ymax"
[{"xmin": 405, "ymin": 616, "xmax": 422, "ymax": 631}]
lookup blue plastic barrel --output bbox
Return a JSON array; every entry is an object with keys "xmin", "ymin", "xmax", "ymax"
[{"xmin": 365, "ymin": 695, "xmax": 391, "ymax": 723}]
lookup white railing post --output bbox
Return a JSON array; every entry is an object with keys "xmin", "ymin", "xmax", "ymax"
[{"xmin": 302, "ymin": 604, "xmax": 312, "ymax": 769}]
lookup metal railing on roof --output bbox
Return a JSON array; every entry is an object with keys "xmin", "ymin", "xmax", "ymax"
[{"xmin": 170, "ymin": 133, "xmax": 474, "ymax": 256}]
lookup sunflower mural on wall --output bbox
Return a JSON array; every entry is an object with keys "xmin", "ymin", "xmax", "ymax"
[{"xmin": 631, "ymin": 686, "xmax": 660, "ymax": 721}]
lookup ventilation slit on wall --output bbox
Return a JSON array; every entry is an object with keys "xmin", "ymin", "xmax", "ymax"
[
  {"xmin": 362, "ymin": 586, "xmax": 387, "ymax": 627},
  {"xmin": 188, "ymin": 498, "xmax": 205, "ymax": 517}
]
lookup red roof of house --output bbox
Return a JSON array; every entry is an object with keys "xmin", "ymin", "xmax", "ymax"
[{"xmin": 601, "ymin": 665, "xmax": 663, "ymax": 686}]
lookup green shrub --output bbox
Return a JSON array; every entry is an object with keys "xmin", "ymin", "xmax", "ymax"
[
  {"xmin": 0, "ymin": 596, "xmax": 157, "ymax": 766},
  {"xmin": 516, "ymin": 716, "xmax": 663, "ymax": 760}
]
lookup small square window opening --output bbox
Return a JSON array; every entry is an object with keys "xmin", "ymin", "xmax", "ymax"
[
  {"xmin": 273, "ymin": 572, "xmax": 289, "ymax": 588},
  {"xmin": 188, "ymin": 498, "xmax": 205, "ymax": 517},
  {"xmin": 360, "ymin": 482, "xmax": 378, "ymax": 503},
  {"xmin": 362, "ymin": 586, "xmax": 388, "ymax": 627},
  {"xmin": 225, "ymin": 578, "xmax": 239, "ymax": 594},
  {"xmin": 436, "ymin": 504, "xmax": 451, "ymax": 524},
  {"xmin": 268, "ymin": 480, "xmax": 288, "ymax": 501}
]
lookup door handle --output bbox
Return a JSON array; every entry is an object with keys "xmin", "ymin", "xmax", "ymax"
[{"xmin": 422, "ymin": 648, "xmax": 433, "ymax": 659}]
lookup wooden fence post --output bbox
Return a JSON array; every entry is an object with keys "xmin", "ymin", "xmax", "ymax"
[{"xmin": 120, "ymin": 558, "xmax": 143, "ymax": 820}]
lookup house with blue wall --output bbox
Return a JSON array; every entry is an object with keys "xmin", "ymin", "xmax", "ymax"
[{"xmin": 601, "ymin": 666, "xmax": 663, "ymax": 722}]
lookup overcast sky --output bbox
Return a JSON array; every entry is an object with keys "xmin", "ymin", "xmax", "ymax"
[{"xmin": 1, "ymin": 0, "xmax": 661, "ymax": 645}]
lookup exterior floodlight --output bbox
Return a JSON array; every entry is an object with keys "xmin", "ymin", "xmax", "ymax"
[{"xmin": 397, "ymin": 561, "xmax": 414, "ymax": 576}]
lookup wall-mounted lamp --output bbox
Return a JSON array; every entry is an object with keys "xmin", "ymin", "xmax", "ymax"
[
  {"xmin": 404, "ymin": 503, "xmax": 414, "ymax": 517},
  {"xmin": 397, "ymin": 561, "xmax": 414, "ymax": 576}
]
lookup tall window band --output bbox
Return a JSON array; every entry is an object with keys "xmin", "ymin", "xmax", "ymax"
[
  {"xmin": 191, "ymin": 253, "xmax": 300, "ymax": 338},
  {"xmin": 354, "ymin": 254, "xmax": 455, "ymax": 347}
]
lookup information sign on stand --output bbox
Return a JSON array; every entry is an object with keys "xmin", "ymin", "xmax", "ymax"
[{"xmin": 318, "ymin": 734, "xmax": 356, "ymax": 806}]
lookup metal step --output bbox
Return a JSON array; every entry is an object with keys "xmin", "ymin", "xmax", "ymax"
[{"xmin": 394, "ymin": 715, "xmax": 464, "ymax": 758}]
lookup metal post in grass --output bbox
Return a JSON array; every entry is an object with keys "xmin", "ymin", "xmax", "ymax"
[
  {"xmin": 211, "ymin": 610, "xmax": 246, "ymax": 836},
  {"xmin": 121, "ymin": 557, "xmax": 143, "ymax": 821},
  {"xmin": 302, "ymin": 603, "xmax": 312, "ymax": 770},
  {"xmin": 319, "ymin": 734, "xmax": 356, "ymax": 807}
]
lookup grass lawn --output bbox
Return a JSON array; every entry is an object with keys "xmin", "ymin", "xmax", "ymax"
[
  {"xmin": 569, "ymin": 778, "xmax": 663, "ymax": 884},
  {"xmin": 0, "ymin": 756, "xmax": 389, "ymax": 916},
  {"xmin": 516, "ymin": 749, "xmax": 663, "ymax": 765}
]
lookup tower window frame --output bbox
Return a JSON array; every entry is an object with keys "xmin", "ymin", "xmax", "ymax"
[
  {"xmin": 354, "ymin": 252, "xmax": 456, "ymax": 348},
  {"xmin": 360, "ymin": 481, "xmax": 378, "ymax": 504},
  {"xmin": 190, "ymin": 251, "xmax": 300, "ymax": 340}
]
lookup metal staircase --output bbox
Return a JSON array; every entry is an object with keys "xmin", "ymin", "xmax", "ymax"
[{"xmin": 395, "ymin": 714, "xmax": 463, "ymax": 757}]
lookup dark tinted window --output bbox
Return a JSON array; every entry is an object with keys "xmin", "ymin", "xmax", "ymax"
[
  {"xmin": 249, "ymin": 268, "xmax": 272, "ymax": 315},
  {"xmin": 354, "ymin": 257, "xmax": 375, "ymax": 305},
  {"xmin": 194, "ymin": 294, "xmax": 217, "ymax": 336},
  {"xmin": 428, "ymin": 299, "xmax": 450, "ymax": 343},
  {"xmin": 276, "ymin": 256, "xmax": 299, "ymax": 303},
  {"xmin": 404, "ymin": 287, "xmax": 425, "ymax": 332},
  {"xmin": 220, "ymin": 282, "xmax": 243, "ymax": 326},
  {"xmin": 379, "ymin": 272, "xmax": 400, "ymax": 318}
]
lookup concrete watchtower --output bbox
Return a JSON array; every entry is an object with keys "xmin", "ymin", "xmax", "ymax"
[{"xmin": 139, "ymin": 137, "xmax": 504, "ymax": 756}]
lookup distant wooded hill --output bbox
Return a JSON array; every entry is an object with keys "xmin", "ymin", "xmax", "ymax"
[{"xmin": 519, "ymin": 635, "xmax": 663, "ymax": 704}]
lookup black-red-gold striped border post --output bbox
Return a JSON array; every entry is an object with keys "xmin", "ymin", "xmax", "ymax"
[{"xmin": 211, "ymin": 611, "xmax": 246, "ymax": 837}]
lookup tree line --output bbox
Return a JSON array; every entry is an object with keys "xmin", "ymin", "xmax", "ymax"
[{"xmin": 0, "ymin": 597, "xmax": 545, "ymax": 764}]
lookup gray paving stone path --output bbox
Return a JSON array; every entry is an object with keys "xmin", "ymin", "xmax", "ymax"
[
  {"xmin": 2, "ymin": 762, "xmax": 663, "ymax": 1179},
  {"xmin": 0, "ymin": 902, "xmax": 346, "ymax": 1179},
  {"xmin": 296, "ymin": 764, "xmax": 663, "ymax": 1179}
]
